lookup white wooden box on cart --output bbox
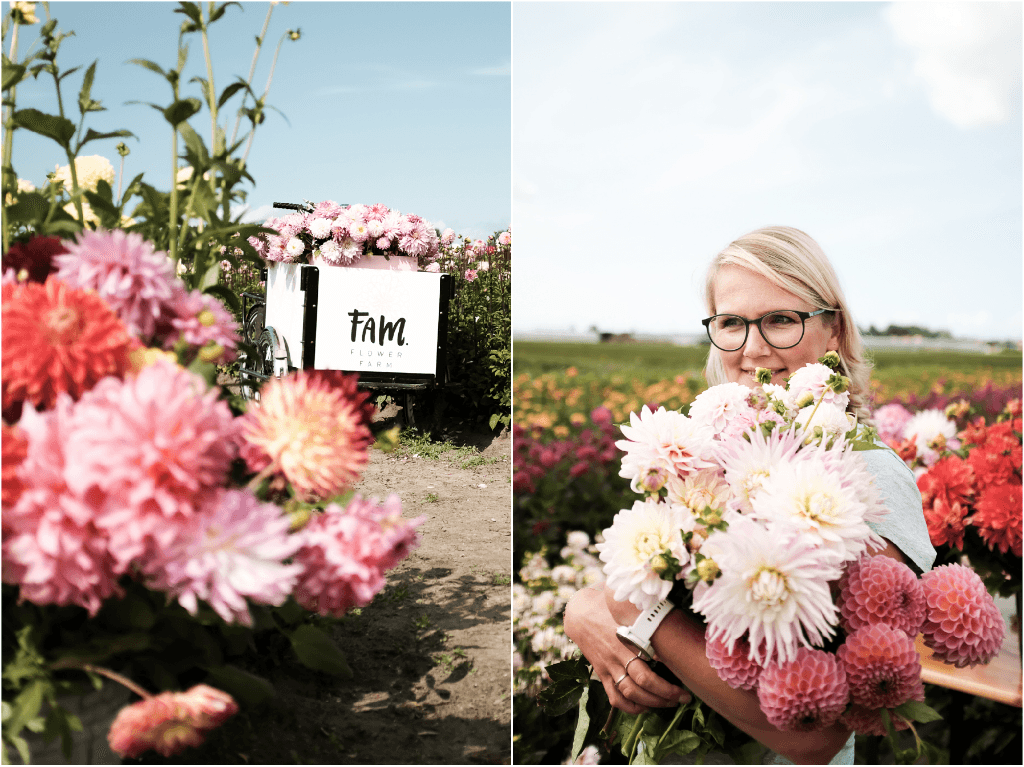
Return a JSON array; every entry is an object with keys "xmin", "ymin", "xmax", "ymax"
[{"xmin": 238, "ymin": 250, "xmax": 453, "ymax": 429}]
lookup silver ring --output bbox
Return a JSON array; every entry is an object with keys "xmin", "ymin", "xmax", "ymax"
[
  {"xmin": 613, "ymin": 672, "xmax": 628, "ymax": 688},
  {"xmin": 624, "ymin": 655, "xmax": 644, "ymax": 674}
]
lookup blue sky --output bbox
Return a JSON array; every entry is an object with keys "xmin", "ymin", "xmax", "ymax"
[
  {"xmin": 9, "ymin": 1, "xmax": 511, "ymax": 240},
  {"xmin": 513, "ymin": 2, "xmax": 1023, "ymax": 341}
]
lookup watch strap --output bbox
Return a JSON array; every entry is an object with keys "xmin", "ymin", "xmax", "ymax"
[{"xmin": 629, "ymin": 598, "xmax": 675, "ymax": 647}]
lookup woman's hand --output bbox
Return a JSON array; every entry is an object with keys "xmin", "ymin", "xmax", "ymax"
[{"xmin": 563, "ymin": 587, "xmax": 690, "ymax": 715}]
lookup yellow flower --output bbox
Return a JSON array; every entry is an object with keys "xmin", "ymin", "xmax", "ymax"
[
  {"xmin": 3, "ymin": 177, "xmax": 35, "ymax": 205},
  {"xmin": 11, "ymin": 1, "xmax": 37, "ymax": 24}
]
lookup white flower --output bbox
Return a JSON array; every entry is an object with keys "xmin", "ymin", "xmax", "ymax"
[
  {"xmin": 477, "ymin": 261, "xmax": 490, "ymax": 271},
  {"xmin": 566, "ymin": 531, "xmax": 591, "ymax": 550},
  {"xmin": 786, "ymin": 362, "xmax": 850, "ymax": 410},
  {"xmin": 11, "ymin": 2, "xmax": 38, "ymax": 24},
  {"xmin": 750, "ymin": 449, "xmax": 885, "ymax": 563},
  {"xmin": 308, "ymin": 216, "xmax": 332, "ymax": 239},
  {"xmin": 717, "ymin": 427, "xmax": 804, "ymax": 513},
  {"xmin": 596, "ymin": 498, "xmax": 691, "ymax": 611},
  {"xmin": 318, "ymin": 240, "xmax": 342, "ymax": 264},
  {"xmin": 665, "ymin": 469, "xmax": 731, "ymax": 513},
  {"xmin": 903, "ymin": 409, "xmax": 960, "ymax": 465},
  {"xmin": 340, "ymin": 237, "xmax": 363, "ymax": 263},
  {"xmin": 576, "ymin": 565, "xmax": 605, "ymax": 589},
  {"xmin": 692, "ymin": 516, "xmax": 843, "ymax": 665},
  {"xmin": 53, "ymin": 155, "xmax": 115, "ymax": 194},
  {"xmin": 688, "ymin": 382, "xmax": 756, "ymax": 434},
  {"xmin": 550, "ymin": 565, "xmax": 578, "ymax": 585},
  {"xmin": 532, "ymin": 590, "xmax": 557, "ymax": 616},
  {"xmin": 794, "ymin": 401, "xmax": 856, "ymax": 445},
  {"xmin": 366, "ymin": 218, "xmax": 386, "ymax": 238},
  {"xmin": 285, "ymin": 236, "xmax": 306, "ymax": 259},
  {"xmin": 616, "ymin": 405, "xmax": 716, "ymax": 488}
]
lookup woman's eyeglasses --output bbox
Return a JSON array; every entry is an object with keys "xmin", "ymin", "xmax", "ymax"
[{"xmin": 701, "ymin": 308, "xmax": 837, "ymax": 352}]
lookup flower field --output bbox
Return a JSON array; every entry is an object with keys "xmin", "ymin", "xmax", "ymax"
[{"xmin": 512, "ymin": 340, "xmax": 1022, "ymax": 764}]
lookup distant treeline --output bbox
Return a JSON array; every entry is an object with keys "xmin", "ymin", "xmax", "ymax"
[{"xmin": 859, "ymin": 324, "xmax": 952, "ymax": 339}]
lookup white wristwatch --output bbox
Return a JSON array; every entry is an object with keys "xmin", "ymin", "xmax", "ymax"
[{"xmin": 615, "ymin": 598, "xmax": 675, "ymax": 662}]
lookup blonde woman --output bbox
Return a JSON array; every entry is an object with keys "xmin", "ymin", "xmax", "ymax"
[{"xmin": 563, "ymin": 226, "xmax": 935, "ymax": 765}]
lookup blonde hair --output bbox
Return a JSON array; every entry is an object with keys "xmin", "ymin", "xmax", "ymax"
[{"xmin": 703, "ymin": 226, "xmax": 874, "ymax": 424}]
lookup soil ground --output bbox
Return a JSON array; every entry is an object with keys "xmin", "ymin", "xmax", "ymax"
[{"xmin": 128, "ymin": 401, "xmax": 513, "ymax": 765}]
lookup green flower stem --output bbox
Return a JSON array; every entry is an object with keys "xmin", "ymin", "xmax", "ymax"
[
  {"xmin": 230, "ymin": 3, "xmax": 274, "ymax": 147},
  {"xmin": 2, "ymin": 20, "xmax": 21, "ymax": 253},
  {"xmin": 169, "ymin": 125, "xmax": 179, "ymax": 267},
  {"xmin": 48, "ymin": 660, "xmax": 153, "ymax": 701},
  {"xmin": 242, "ymin": 31, "xmax": 287, "ymax": 166},
  {"xmin": 655, "ymin": 702, "xmax": 688, "ymax": 752},
  {"xmin": 623, "ymin": 711, "xmax": 650, "ymax": 764}
]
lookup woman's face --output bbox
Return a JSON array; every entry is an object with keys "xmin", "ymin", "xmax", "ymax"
[{"xmin": 711, "ymin": 265, "xmax": 839, "ymax": 388}]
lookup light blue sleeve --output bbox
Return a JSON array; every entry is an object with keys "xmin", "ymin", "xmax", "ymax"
[{"xmin": 859, "ymin": 446, "xmax": 936, "ymax": 574}]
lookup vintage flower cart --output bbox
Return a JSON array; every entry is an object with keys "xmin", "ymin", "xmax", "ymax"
[{"xmin": 238, "ymin": 204, "xmax": 453, "ymax": 430}]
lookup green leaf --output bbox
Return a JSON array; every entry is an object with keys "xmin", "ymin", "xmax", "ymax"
[
  {"xmin": 655, "ymin": 728, "xmax": 700, "ymax": 756},
  {"xmin": 7, "ymin": 679, "xmax": 46, "ymax": 734},
  {"xmin": 203, "ymin": 665, "xmax": 275, "ymax": 708},
  {"xmin": 216, "ymin": 80, "xmax": 246, "ymax": 110},
  {"xmin": 208, "ymin": 2, "xmax": 241, "ymax": 24},
  {"xmin": 4, "ymin": 192, "xmax": 51, "ymax": 226},
  {"xmin": 179, "ymin": 122, "xmax": 211, "ymax": 167},
  {"xmin": 128, "ymin": 58, "xmax": 168, "ymax": 78},
  {"xmin": 203, "ymin": 283, "xmax": 241, "ymax": 314},
  {"xmin": 893, "ymin": 699, "xmax": 944, "ymax": 724},
  {"xmin": 175, "ymin": 1, "xmax": 204, "ymax": 27},
  {"xmin": 2, "ymin": 61, "xmax": 27, "ymax": 90},
  {"xmin": 537, "ymin": 657, "xmax": 591, "ymax": 716},
  {"xmin": 163, "ymin": 97, "xmax": 202, "ymax": 127},
  {"xmin": 568, "ymin": 684, "xmax": 591, "ymax": 765},
  {"xmin": 11, "ymin": 108, "xmax": 76, "ymax": 148},
  {"xmin": 80, "ymin": 128, "xmax": 135, "ymax": 148},
  {"xmin": 288, "ymin": 624, "xmax": 352, "ymax": 678},
  {"xmin": 77, "ymin": 60, "xmax": 98, "ymax": 115}
]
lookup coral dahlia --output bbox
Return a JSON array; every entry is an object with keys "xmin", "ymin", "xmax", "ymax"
[
  {"xmin": 923, "ymin": 497, "xmax": 969, "ymax": 550},
  {"xmin": 705, "ymin": 633, "xmax": 763, "ymax": 691},
  {"xmin": 2, "ymin": 277, "xmax": 136, "ymax": 419},
  {"xmin": 921, "ymin": 564, "xmax": 1006, "ymax": 668},
  {"xmin": 836, "ymin": 555, "xmax": 926, "ymax": 637},
  {"xmin": 756, "ymin": 647, "xmax": 850, "ymax": 732},
  {"xmin": 2, "ymin": 423, "xmax": 28, "ymax": 509},
  {"xmin": 239, "ymin": 370, "xmax": 374, "ymax": 500},
  {"xmin": 836, "ymin": 624, "xmax": 921, "ymax": 709},
  {"xmin": 970, "ymin": 483, "xmax": 1022, "ymax": 556},
  {"xmin": 916, "ymin": 455, "xmax": 974, "ymax": 511}
]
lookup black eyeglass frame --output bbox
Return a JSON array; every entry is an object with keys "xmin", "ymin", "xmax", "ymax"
[{"xmin": 701, "ymin": 308, "xmax": 837, "ymax": 352}]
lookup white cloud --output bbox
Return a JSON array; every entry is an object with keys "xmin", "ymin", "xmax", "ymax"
[
  {"xmin": 472, "ymin": 61, "xmax": 511, "ymax": 76},
  {"xmin": 884, "ymin": 2, "xmax": 1022, "ymax": 128}
]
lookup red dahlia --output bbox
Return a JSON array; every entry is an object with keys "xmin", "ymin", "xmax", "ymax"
[
  {"xmin": 923, "ymin": 497, "xmax": 969, "ymax": 550},
  {"xmin": 916, "ymin": 455, "xmax": 974, "ymax": 510},
  {"xmin": 1, "ymin": 236, "xmax": 67, "ymax": 283},
  {"xmin": 1, "ymin": 423, "xmax": 28, "ymax": 510},
  {"xmin": 1, "ymin": 278, "xmax": 137, "ymax": 418},
  {"xmin": 970, "ymin": 483, "xmax": 1022, "ymax": 557}
]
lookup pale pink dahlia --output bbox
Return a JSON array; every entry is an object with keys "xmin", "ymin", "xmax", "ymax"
[
  {"xmin": 836, "ymin": 623, "xmax": 921, "ymax": 709},
  {"xmin": 54, "ymin": 229, "xmax": 177, "ymax": 340},
  {"xmin": 756, "ymin": 648, "xmax": 849, "ymax": 732},
  {"xmin": 687, "ymin": 382, "xmax": 756, "ymax": 435},
  {"xmin": 616, "ymin": 405, "xmax": 716, "ymax": 488},
  {"xmin": 920, "ymin": 564, "xmax": 1006, "ymax": 667},
  {"xmin": 147, "ymin": 489, "xmax": 303, "ymax": 626},
  {"xmin": 239, "ymin": 370, "xmax": 374, "ymax": 500},
  {"xmin": 292, "ymin": 495, "xmax": 422, "ymax": 617},
  {"xmin": 162, "ymin": 285, "xmax": 240, "ymax": 363},
  {"xmin": 836, "ymin": 555, "xmax": 926, "ymax": 637},
  {"xmin": 107, "ymin": 685, "xmax": 238, "ymax": 759},
  {"xmin": 62, "ymin": 361, "xmax": 237, "ymax": 569},
  {"xmin": 705, "ymin": 633, "xmax": 763, "ymax": 691},
  {"xmin": 2, "ymin": 399, "xmax": 123, "ymax": 615},
  {"xmin": 872, "ymin": 403, "xmax": 913, "ymax": 444},
  {"xmin": 839, "ymin": 683, "xmax": 924, "ymax": 736}
]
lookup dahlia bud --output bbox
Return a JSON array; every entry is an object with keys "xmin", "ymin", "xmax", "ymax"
[
  {"xmin": 819, "ymin": 351, "xmax": 841, "ymax": 370},
  {"xmin": 116, "ymin": 142, "xmax": 130, "ymax": 157},
  {"xmin": 700, "ymin": 507, "xmax": 722, "ymax": 527},
  {"xmin": 755, "ymin": 368, "xmax": 772, "ymax": 385},
  {"xmin": 795, "ymin": 391, "xmax": 815, "ymax": 409},
  {"xmin": 697, "ymin": 557, "xmax": 720, "ymax": 583},
  {"xmin": 826, "ymin": 373, "xmax": 850, "ymax": 394},
  {"xmin": 639, "ymin": 466, "xmax": 669, "ymax": 494}
]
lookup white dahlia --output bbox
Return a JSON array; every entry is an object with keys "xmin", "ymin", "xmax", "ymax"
[
  {"xmin": 750, "ymin": 450, "xmax": 885, "ymax": 563},
  {"xmin": 665, "ymin": 469, "xmax": 731, "ymax": 514},
  {"xmin": 692, "ymin": 516, "xmax": 843, "ymax": 665},
  {"xmin": 716, "ymin": 427, "xmax": 804, "ymax": 513},
  {"xmin": 786, "ymin": 362, "xmax": 850, "ymax": 411},
  {"xmin": 688, "ymin": 382, "xmax": 756, "ymax": 435},
  {"xmin": 902, "ymin": 409, "xmax": 960, "ymax": 465},
  {"xmin": 596, "ymin": 498, "xmax": 690, "ymax": 611},
  {"xmin": 794, "ymin": 401, "xmax": 856, "ymax": 445},
  {"xmin": 616, "ymin": 405, "xmax": 716, "ymax": 487}
]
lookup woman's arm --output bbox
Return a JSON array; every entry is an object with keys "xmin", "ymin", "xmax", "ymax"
[{"xmin": 599, "ymin": 539, "xmax": 910, "ymax": 764}]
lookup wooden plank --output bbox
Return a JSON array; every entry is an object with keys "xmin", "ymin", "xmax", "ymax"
[{"xmin": 916, "ymin": 631, "xmax": 1022, "ymax": 707}]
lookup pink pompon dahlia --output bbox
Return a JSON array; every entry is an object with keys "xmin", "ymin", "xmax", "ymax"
[
  {"xmin": 836, "ymin": 623, "xmax": 921, "ymax": 709},
  {"xmin": 107, "ymin": 685, "xmax": 238, "ymax": 759},
  {"xmin": 756, "ymin": 648, "xmax": 849, "ymax": 732},
  {"xmin": 54, "ymin": 229, "xmax": 177, "ymax": 340},
  {"xmin": 292, "ymin": 494, "xmax": 423, "ymax": 617},
  {"xmin": 839, "ymin": 682, "xmax": 925, "ymax": 736},
  {"xmin": 146, "ymin": 489, "xmax": 303, "ymax": 626},
  {"xmin": 2, "ymin": 277, "xmax": 137, "ymax": 419},
  {"xmin": 836, "ymin": 555, "xmax": 927, "ymax": 637},
  {"xmin": 920, "ymin": 564, "xmax": 1006, "ymax": 668},
  {"xmin": 706, "ymin": 633, "xmax": 764, "ymax": 691},
  {"xmin": 239, "ymin": 370, "xmax": 374, "ymax": 500}
]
